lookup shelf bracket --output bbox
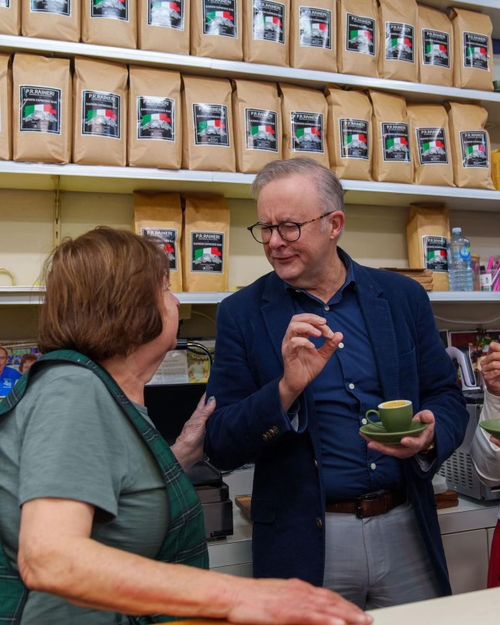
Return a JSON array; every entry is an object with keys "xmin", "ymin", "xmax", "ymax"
[{"xmin": 53, "ymin": 176, "xmax": 61, "ymax": 247}]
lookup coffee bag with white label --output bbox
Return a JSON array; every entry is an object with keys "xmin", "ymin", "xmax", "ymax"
[
  {"xmin": 244, "ymin": 0, "xmax": 290, "ymax": 66},
  {"xmin": 0, "ymin": 0, "xmax": 20, "ymax": 34},
  {"xmin": 183, "ymin": 194, "xmax": 230, "ymax": 292},
  {"xmin": 370, "ymin": 90, "xmax": 411, "ymax": 184},
  {"xmin": 73, "ymin": 57, "xmax": 127, "ymax": 166},
  {"xmin": 0, "ymin": 55, "xmax": 11, "ymax": 161},
  {"xmin": 138, "ymin": 0, "xmax": 190, "ymax": 54},
  {"xmin": 13, "ymin": 54, "xmax": 71, "ymax": 164},
  {"xmin": 407, "ymin": 104, "xmax": 453, "ymax": 187},
  {"xmin": 290, "ymin": 0, "xmax": 336, "ymax": 72},
  {"xmin": 128, "ymin": 67, "xmax": 181, "ymax": 169},
  {"xmin": 233, "ymin": 79, "xmax": 281, "ymax": 173},
  {"xmin": 182, "ymin": 75, "xmax": 235, "ymax": 172},
  {"xmin": 280, "ymin": 83, "xmax": 328, "ymax": 167},
  {"xmin": 22, "ymin": 0, "xmax": 80, "ymax": 41},
  {"xmin": 450, "ymin": 8, "xmax": 493, "ymax": 92},
  {"xmin": 418, "ymin": 5, "xmax": 453, "ymax": 87},
  {"xmin": 191, "ymin": 0, "xmax": 242, "ymax": 60},
  {"xmin": 82, "ymin": 0, "xmax": 136, "ymax": 48},
  {"xmin": 134, "ymin": 192, "xmax": 183, "ymax": 292},
  {"xmin": 326, "ymin": 87, "xmax": 371, "ymax": 180},
  {"xmin": 448, "ymin": 102, "xmax": 494, "ymax": 190},
  {"xmin": 378, "ymin": 0, "xmax": 417, "ymax": 81},
  {"xmin": 338, "ymin": 0, "xmax": 378, "ymax": 77}
]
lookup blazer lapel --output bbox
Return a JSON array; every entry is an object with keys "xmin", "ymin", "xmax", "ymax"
[{"xmin": 261, "ymin": 273, "xmax": 296, "ymax": 364}]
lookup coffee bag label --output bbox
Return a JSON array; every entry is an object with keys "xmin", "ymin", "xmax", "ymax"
[
  {"xmin": 291, "ymin": 111, "xmax": 324, "ymax": 153},
  {"xmin": 91, "ymin": 0, "xmax": 128, "ymax": 22},
  {"xmin": 245, "ymin": 108, "xmax": 278, "ymax": 152},
  {"xmin": 0, "ymin": 0, "xmax": 10, "ymax": 7},
  {"xmin": 30, "ymin": 0, "xmax": 71, "ymax": 16},
  {"xmin": 422, "ymin": 29, "xmax": 450, "ymax": 68},
  {"xmin": 253, "ymin": 0, "xmax": 285, "ymax": 44},
  {"xmin": 193, "ymin": 103, "xmax": 230, "ymax": 147},
  {"xmin": 142, "ymin": 227, "xmax": 179, "ymax": 271},
  {"xmin": 148, "ymin": 0, "xmax": 184, "ymax": 29},
  {"xmin": 339, "ymin": 119, "xmax": 369, "ymax": 160},
  {"xmin": 299, "ymin": 6, "xmax": 331, "ymax": 49},
  {"xmin": 423, "ymin": 235, "xmax": 448, "ymax": 272},
  {"xmin": 137, "ymin": 96, "xmax": 175, "ymax": 142},
  {"xmin": 385, "ymin": 22, "xmax": 414, "ymax": 63},
  {"xmin": 346, "ymin": 14, "xmax": 375, "ymax": 56},
  {"xmin": 460, "ymin": 130, "xmax": 489, "ymax": 168},
  {"xmin": 191, "ymin": 232, "xmax": 224, "ymax": 273},
  {"xmin": 82, "ymin": 91, "xmax": 121, "ymax": 139},
  {"xmin": 382, "ymin": 122, "xmax": 410, "ymax": 162},
  {"xmin": 20, "ymin": 86, "xmax": 61, "ymax": 135},
  {"xmin": 416, "ymin": 127, "xmax": 448, "ymax": 165},
  {"xmin": 463, "ymin": 32, "xmax": 489, "ymax": 71},
  {"xmin": 203, "ymin": 0, "xmax": 237, "ymax": 38}
]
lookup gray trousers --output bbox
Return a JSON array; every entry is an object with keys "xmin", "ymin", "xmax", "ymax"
[{"xmin": 324, "ymin": 502, "xmax": 442, "ymax": 609}]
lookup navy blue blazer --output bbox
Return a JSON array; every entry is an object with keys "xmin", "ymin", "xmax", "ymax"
[{"xmin": 205, "ymin": 256, "xmax": 468, "ymax": 595}]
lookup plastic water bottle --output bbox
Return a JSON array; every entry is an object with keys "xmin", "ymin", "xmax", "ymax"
[{"xmin": 448, "ymin": 227, "xmax": 474, "ymax": 291}]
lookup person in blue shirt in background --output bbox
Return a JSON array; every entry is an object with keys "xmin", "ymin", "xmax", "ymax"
[{"xmin": 0, "ymin": 345, "xmax": 21, "ymax": 398}]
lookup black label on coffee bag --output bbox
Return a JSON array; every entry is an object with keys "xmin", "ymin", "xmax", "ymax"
[
  {"xmin": 422, "ymin": 29, "xmax": 450, "ymax": 68},
  {"xmin": 20, "ymin": 86, "xmax": 61, "ymax": 135},
  {"xmin": 463, "ymin": 32, "xmax": 489, "ymax": 70},
  {"xmin": 30, "ymin": 0, "xmax": 70, "ymax": 16},
  {"xmin": 245, "ymin": 108, "xmax": 278, "ymax": 152},
  {"xmin": 193, "ymin": 103, "xmax": 230, "ymax": 147},
  {"xmin": 0, "ymin": 0, "xmax": 10, "ymax": 7},
  {"xmin": 423, "ymin": 235, "xmax": 448, "ymax": 272},
  {"xmin": 203, "ymin": 0, "xmax": 237, "ymax": 37},
  {"xmin": 142, "ymin": 227, "xmax": 179, "ymax": 271},
  {"xmin": 191, "ymin": 232, "xmax": 224, "ymax": 273},
  {"xmin": 299, "ymin": 6, "xmax": 331, "ymax": 49},
  {"xmin": 382, "ymin": 122, "xmax": 410, "ymax": 162},
  {"xmin": 416, "ymin": 127, "xmax": 448, "ymax": 165},
  {"xmin": 137, "ymin": 97, "xmax": 175, "ymax": 141},
  {"xmin": 385, "ymin": 22, "xmax": 414, "ymax": 63},
  {"xmin": 148, "ymin": 0, "xmax": 184, "ymax": 29},
  {"xmin": 340, "ymin": 119, "xmax": 369, "ymax": 160},
  {"xmin": 460, "ymin": 130, "xmax": 489, "ymax": 168},
  {"xmin": 346, "ymin": 14, "xmax": 375, "ymax": 56},
  {"xmin": 291, "ymin": 111, "xmax": 324, "ymax": 153},
  {"xmin": 253, "ymin": 0, "xmax": 285, "ymax": 44},
  {"xmin": 91, "ymin": 0, "xmax": 128, "ymax": 21},
  {"xmin": 82, "ymin": 91, "xmax": 121, "ymax": 139}
]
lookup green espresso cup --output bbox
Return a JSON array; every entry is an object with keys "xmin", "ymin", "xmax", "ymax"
[{"xmin": 365, "ymin": 400, "xmax": 413, "ymax": 433}]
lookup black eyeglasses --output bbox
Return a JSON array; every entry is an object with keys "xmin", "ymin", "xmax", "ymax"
[{"xmin": 247, "ymin": 211, "xmax": 335, "ymax": 244}]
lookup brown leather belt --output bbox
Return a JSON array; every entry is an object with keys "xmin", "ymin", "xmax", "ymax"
[{"xmin": 325, "ymin": 489, "xmax": 406, "ymax": 519}]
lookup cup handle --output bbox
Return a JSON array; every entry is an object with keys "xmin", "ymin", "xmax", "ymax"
[{"xmin": 365, "ymin": 409, "xmax": 384, "ymax": 428}]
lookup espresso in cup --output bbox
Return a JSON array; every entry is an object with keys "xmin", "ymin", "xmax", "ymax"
[{"xmin": 365, "ymin": 399, "xmax": 413, "ymax": 432}]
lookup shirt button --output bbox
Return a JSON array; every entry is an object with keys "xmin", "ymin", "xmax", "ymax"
[
  {"xmin": 316, "ymin": 518, "xmax": 323, "ymax": 529},
  {"xmin": 361, "ymin": 418, "xmax": 368, "ymax": 425},
  {"xmin": 314, "ymin": 459, "xmax": 319, "ymax": 469},
  {"xmin": 324, "ymin": 305, "xmax": 330, "ymax": 311},
  {"xmin": 370, "ymin": 463, "xmax": 377, "ymax": 471},
  {"xmin": 338, "ymin": 342, "xmax": 344, "ymax": 349},
  {"xmin": 348, "ymin": 383, "xmax": 355, "ymax": 390}
]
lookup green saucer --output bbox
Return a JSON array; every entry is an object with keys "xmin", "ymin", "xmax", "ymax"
[
  {"xmin": 359, "ymin": 421, "xmax": 428, "ymax": 444},
  {"xmin": 479, "ymin": 420, "xmax": 500, "ymax": 437}
]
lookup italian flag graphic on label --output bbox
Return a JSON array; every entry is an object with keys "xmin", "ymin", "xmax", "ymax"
[
  {"xmin": 137, "ymin": 97, "xmax": 175, "ymax": 141},
  {"xmin": 298, "ymin": 6, "xmax": 332, "ymax": 51},
  {"xmin": 148, "ymin": 0, "xmax": 184, "ymax": 29},
  {"xmin": 460, "ymin": 130, "xmax": 488, "ymax": 168},
  {"xmin": 20, "ymin": 86, "xmax": 61, "ymax": 135},
  {"xmin": 191, "ymin": 232, "xmax": 224, "ymax": 273},
  {"xmin": 385, "ymin": 23, "xmax": 414, "ymax": 63},
  {"xmin": 91, "ymin": 0, "xmax": 128, "ymax": 21},
  {"xmin": 416, "ymin": 127, "xmax": 448, "ymax": 165},
  {"xmin": 346, "ymin": 14, "xmax": 375, "ymax": 56},
  {"xmin": 82, "ymin": 91, "xmax": 121, "ymax": 139},
  {"xmin": 253, "ymin": 0, "xmax": 285, "ymax": 44},
  {"xmin": 203, "ymin": 0, "xmax": 237, "ymax": 37},
  {"xmin": 246, "ymin": 108, "xmax": 278, "ymax": 152}
]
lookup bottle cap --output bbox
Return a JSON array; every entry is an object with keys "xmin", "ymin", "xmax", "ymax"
[{"xmin": 452, "ymin": 227, "xmax": 462, "ymax": 235}]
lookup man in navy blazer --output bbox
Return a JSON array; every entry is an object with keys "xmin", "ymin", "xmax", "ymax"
[{"xmin": 205, "ymin": 159, "xmax": 468, "ymax": 609}]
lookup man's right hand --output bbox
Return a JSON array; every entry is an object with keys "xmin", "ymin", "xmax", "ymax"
[
  {"xmin": 279, "ymin": 313, "xmax": 343, "ymax": 411},
  {"xmin": 481, "ymin": 341, "xmax": 500, "ymax": 397}
]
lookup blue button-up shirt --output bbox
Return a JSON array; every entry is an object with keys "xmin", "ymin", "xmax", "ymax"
[{"xmin": 286, "ymin": 251, "xmax": 404, "ymax": 501}]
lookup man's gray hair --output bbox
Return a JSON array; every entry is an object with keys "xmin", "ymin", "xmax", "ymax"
[{"xmin": 252, "ymin": 158, "xmax": 345, "ymax": 214}]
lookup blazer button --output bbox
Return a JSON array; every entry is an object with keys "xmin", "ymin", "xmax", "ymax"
[
  {"xmin": 313, "ymin": 459, "xmax": 319, "ymax": 469},
  {"xmin": 316, "ymin": 517, "xmax": 323, "ymax": 529}
]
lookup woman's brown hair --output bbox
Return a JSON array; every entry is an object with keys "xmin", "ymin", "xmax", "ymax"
[{"xmin": 39, "ymin": 227, "xmax": 170, "ymax": 361}]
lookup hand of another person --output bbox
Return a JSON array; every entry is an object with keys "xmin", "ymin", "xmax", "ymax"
[
  {"xmin": 363, "ymin": 410, "xmax": 436, "ymax": 460},
  {"xmin": 279, "ymin": 314, "xmax": 343, "ymax": 411},
  {"xmin": 481, "ymin": 341, "xmax": 500, "ymax": 397},
  {"xmin": 171, "ymin": 394, "xmax": 216, "ymax": 470}
]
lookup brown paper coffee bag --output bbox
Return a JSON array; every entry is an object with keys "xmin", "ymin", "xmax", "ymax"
[
  {"xmin": 280, "ymin": 83, "xmax": 328, "ymax": 167},
  {"xmin": 73, "ymin": 57, "xmax": 127, "ymax": 166},
  {"xmin": 182, "ymin": 75, "xmax": 235, "ymax": 172},
  {"xmin": 290, "ymin": 0, "xmax": 336, "ymax": 72},
  {"xmin": 326, "ymin": 87, "xmax": 371, "ymax": 181},
  {"xmin": 448, "ymin": 102, "xmax": 494, "ymax": 190},
  {"xmin": 244, "ymin": 0, "xmax": 290, "ymax": 66},
  {"xmin": 233, "ymin": 79, "xmax": 281, "ymax": 173},
  {"xmin": 128, "ymin": 67, "xmax": 181, "ymax": 169},
  {"xmin": 337, "ymin": 0, "xmax": 378, "ymax": 77},
  {"xmin": 378, "ymin": 0, "xmax": 417, "ymax": 82},
  {"xmin": 134, "ymin": 192, "xmax": 183, "ymax": 292},
  {"xmin": 450, "ymin": 8, "xmax": 493, "ymax": 92},
  {"xmin": 0, "ymin": 54, "xmax": 11, "ymax": 161},
  {"xmin": 370, "ymin": 90, "xmax": 411, "ymax": 184},
  {"xmin": 407, "ymin": 204, "xmax": 450, "ymax": 291},
  {"xmin": 138, "ymin": 0, "xmax": 190, "ymax": 54},
  {"xmin": 418, "ymin": 5, "xmax": 453, "ymax": 87},
  {"xmin": 22, "ymin": 0, "xmax": 80, "ymax": 41},
  {"xmin": 183, "ymin": 194, "xmax": 230, "ymax": 293},
  {"xmin": 191, "ymin": 0, "xmax": 243, "ymax": 60},
  {"xmin": 0, "ymin": 0, "xmax": 20, "ymax": 34},
  {"xmin": 82, "ymin": 0, "xmax": 137, "ymax": 48},
  {"xmin": 13, "ymin": 54, "xmax": 71, "ymax": 164}
]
